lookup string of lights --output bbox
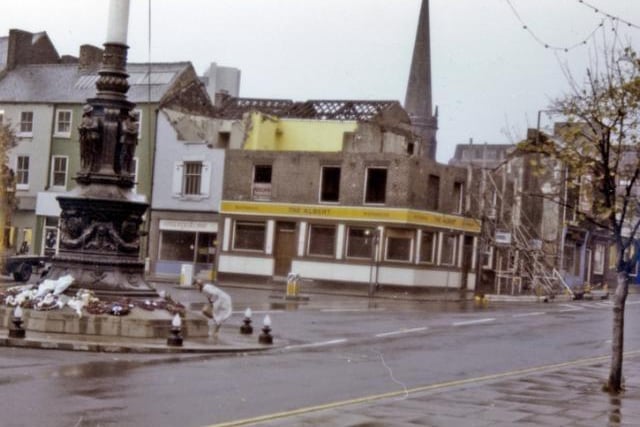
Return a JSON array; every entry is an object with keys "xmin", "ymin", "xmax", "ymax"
[
  {"xmin": 505, "ymin": 0, "xmax": 640, "ymax": 53},
  {"xmin": 505, "ymin": 0, "xmax": 605, "ymax": 52},
  {"xmin": 575, "ymin": 0, "xmax": 640, "ymax": 30}
]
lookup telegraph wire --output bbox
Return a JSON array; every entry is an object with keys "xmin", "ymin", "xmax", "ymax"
[
  {"xmin": 574, "ymin": 0, "xmax": 640, "ymax": 30},
  {"xmin": 505, "ymin": 0, "xmax": 605, "ymax": 52}
]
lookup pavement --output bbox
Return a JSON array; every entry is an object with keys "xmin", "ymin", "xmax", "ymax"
[{"xmin": 215, "ymin": 352, "xmax": 640, "ymax": 427}]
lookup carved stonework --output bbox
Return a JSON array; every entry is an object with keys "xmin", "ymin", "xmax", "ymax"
[{"xmin": 43, "ymin": 38, "xmax": 157, "ymax": 299}]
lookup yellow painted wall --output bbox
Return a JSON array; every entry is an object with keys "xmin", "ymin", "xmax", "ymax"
[{"xmin": 243, "ymin": 112, "xmax": 358, "ymax": 152}]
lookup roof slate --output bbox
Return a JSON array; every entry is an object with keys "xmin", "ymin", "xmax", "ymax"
[{"xmin": 0, "ymin": 62, "xmax": 191, "ymax": 104}]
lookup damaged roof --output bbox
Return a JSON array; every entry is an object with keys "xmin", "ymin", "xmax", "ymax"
[{"xmin": 215, "ymin": 97, "xmax": 403, "ymax": 122}]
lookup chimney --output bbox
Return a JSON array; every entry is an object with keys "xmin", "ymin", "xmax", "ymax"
[{"xmin": 78, "ymin": 44, "xmax": 103, "ymax": 71}]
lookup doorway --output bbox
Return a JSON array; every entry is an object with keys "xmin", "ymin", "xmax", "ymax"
[{"xmin": 274, "ymin": 221, "xmax": 297, "ymax": 276}]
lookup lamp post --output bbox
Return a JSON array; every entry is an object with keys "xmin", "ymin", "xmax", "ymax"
[
  {"xmin": 366, "ymin": 228, "xmax": 381, "ymax": 298},
  {"xmin": 240, "ymin": 308, "xmax": 253, "ymax": 335},
  {"xmin": 258, "ymin": 315, "xmax": 273, "ymax": 344},
  {"xmin": 167, "ymin": 314, "xmax": 183, "ymax": 347},
  {"xmin": 9, "ymin": 306, "xmax": 26, "ymax": 339}
]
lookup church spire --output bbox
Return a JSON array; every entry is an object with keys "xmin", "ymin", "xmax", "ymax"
[{"xmin": 405, "ymin": 0, "xmax": 438, "ymax": 160}]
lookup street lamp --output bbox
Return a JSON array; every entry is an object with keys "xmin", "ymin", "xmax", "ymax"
[
  {"xmin": 259, "ymin": 314, "xmax": 273, "ymax": 344},
  {"xmin": 365, "ymin": 228, "xmax": 381, "ymax": 298},
  {"xmin": 240, "ymin": 308, "xmax": 253, "ymax": 335}
]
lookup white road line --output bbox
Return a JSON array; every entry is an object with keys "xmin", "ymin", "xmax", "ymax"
[
  {"xmin": 231, "ymin": 310, "xmax": 284, "ymax": 315},
  {"xmin": 595, "ymin": 302, "xmax": 612, "ymax": 307},
  {"xmin": 453, "ymin": 318, "xmax": 496, "ymax": 327},
  {"xmin": 512, "ymin": 312, "xmax": 546, "ymax": 318},
  {"xmin": 284, "ymin": 339, "xmax": 348, "ymax": 350},
  {"xmin": 375, "ymin": 327, "xmax": 428, "ymax": 338},
  {"xmin": 628, "ymin": 301, "xmax": 640, "ymax": 305},
  {"xmin": 321, "ymin": 308, "xmax": 387, "ymax": 313},
  {"xmin": 557, "ymin": 304, "xmax": 582, "ymax": 312}
]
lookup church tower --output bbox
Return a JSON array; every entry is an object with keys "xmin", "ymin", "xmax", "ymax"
[{"xmin": 405, "ymin": 0, "xmax": 438, "ymax": 159}]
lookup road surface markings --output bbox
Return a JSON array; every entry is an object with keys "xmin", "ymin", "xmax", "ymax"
[
  {"xmin": 321, "ymin": 308, "xmax": 387, "ymax": 313},
  {"xmin": 208, "ymin": 350, "xmax": 640, "ymax": 427},
  {"xmin": 512, "ymin": 312, "xmax": 546, "ymax": 318},
  {"xmin": 452, "ymin": 318, "xmax": 495, "ymax": 327},
  {"xmin": 595, "ymin": 302, "xmax": 612, "ymax": 307},
  {"xmin": 231, "ymin": 310, "xmax": 284, "ymax": 315},
  {"xmin": 375, "ymin": 327, "xmax": 428, "ymax": 338},
  {"xmin": 283, "ymin": 339, "xmax": 348, "ymax": 350},
  {"xmin": 628, "ymin": 301, "xmax": 640, "ymax": 305},
  {"xmin": 558, "ymin": 304, "xmax": 583, "ymax": 312}
]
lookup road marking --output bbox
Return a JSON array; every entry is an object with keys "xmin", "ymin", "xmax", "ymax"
[
  {"xmin": 208, "ymin": 350, "xmax": 640, "ymax": 427},
  {"xmin": 627, "ymin": 301, "xmax": 640, "ymax": 305},
  {"xmin": 512, "ymin": 312, "xmax": 545, "ymax": 318},
  {"xmin": 375, "ymin": 327, "xmax": 428, "ymax": 338},
  {"xmin": 231, "ymin": 310, "xmax": 284, "ymax": 315},
  {"xmin": 321, "ymin": 308, "xmax": 387, "ymax": 313},
  {"xmin": 452, "ymin": 318, "xmax": 495, "ymax": 327},
  {"xmin": 284, "ymin": 339, "xmax": 348, "ymax": 350},
  {"xmin": 595, "ymin": 302, "xmax": 612, "ymax": 307},
  {"xmin": 557, "ymin": 304, "xmax": 582, "ymax": 312}
]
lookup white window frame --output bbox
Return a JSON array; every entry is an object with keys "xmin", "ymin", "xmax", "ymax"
[
  {"xmin": 134, "ymin": 108, "xmax": 143, "ymax": 139},
  {"xmin": 439, "ymin": 232, "xmax": 458, "ymax": 266},
  {"xmin": 384, "ymin": 228, "xmax": 414, "ymax": 263},
  {"xmin": 454, "ymin": 181, "xmax": 464, "ymax": 214},
  {"xmin": 50, "ymin": 155, "xmax": 68, "ymax": 190},
  {"xmin": 232, "ymin": 220, "xmax": 266, "ymax": 252},
  {"xmin": 418, "ymin": 230, "xmax": 437, "ymax": 264},
  {"xmin": 54, "ymin": 109, "xmax": 73, "ymax": 138},
  {"xmin": 15, "ymin": 155, "xmax": 30, "ymax": 190},
  {"xmin": 307, "ymin": 224, "xmax": 336, "ymax": 258},
  {"xmin": 172, "ymin": 159, "xmax": 211, "ymax": 199},
  {"xmin": 18, "ymin": 111, "xmax": 33, "ymax": 137}
]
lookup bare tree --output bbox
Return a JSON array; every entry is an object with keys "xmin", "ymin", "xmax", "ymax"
[{"xmin": 520, "ymin": 46, "xmax": 640, "ymax": 393}]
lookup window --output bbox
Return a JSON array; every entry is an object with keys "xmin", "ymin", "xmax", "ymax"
[
  {"xmin": 133, "ymin": 109, "xmax": 142, "ymax": 139},
  {"xmin": 593, "ymin": 244, "xmax": 605, "ymax": 275},
  {"xmin": 252, "ymin": 164, "xmax": 272, "ymax": 201},
  {"xmin": 183, "ymin": 161, "xmax": 203, "ymax": 195},
  {"xmin": 453, "ymin": 182, "xmax": 464, "ymax": 213},
  {"xmin": 364, "ymin": 168, "xmax": 387, "ymax": 204},
  {"xmin": 16, "ymin": 156, "xmax": 29, "ymax": 189},
  {"xmin": 440, "ymin": 233, "xmax": 457, "ymax": 266},
  {"xmin": 320, "ymin": 166, "xmax": 340, "ymax": 203},
  {"xmin": 346, "ymin": 227, "xmax": 375, "ymax": 259},
  {"xmin": 427, "ymin": 174, "xmax": 440, "ymax": 210},
  {"xmin": 172, "ymin": 160, "xmax": 211, "ymax": 197},
  {"xmin": 419, "ymin": 231, "xmax": 437, "ymax": 264},
  {"xmin": 50, "ymin": 156, "xmax": 68, "ymax": 189},
  {"xmin": 54, "ymin": 109, "xmax": 72, "ymax": 137},
  {"xmin": 218, "ymin": 131, "xmax": 230, "ymax": 149},
  {"xmin": 19, "ymin": 111, "xmax": 33, "ymax": 135},
  {"xmin": 385, "ymin": 229, "xmax": 413, "ymax": 262},
  {"xmin": 233, "ymin": 221, "xmax": 266, "ymax": 251},
  {"xmin": 307, "ymin": 224, "xmax": 336, "ymax": 257}
]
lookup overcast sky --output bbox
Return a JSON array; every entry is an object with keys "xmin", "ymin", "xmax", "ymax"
[{"xmin": 2, "ymin": 0, "xmax": 640, "ymax": 162}]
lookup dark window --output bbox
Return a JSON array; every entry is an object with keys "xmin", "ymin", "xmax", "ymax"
[
  {"xmin": 254, "ymin": 165, "xmax": 272, "ymax": 183},
  {"xmin": 218, "ymin": 132, "xmax": 230, "ymax": 149},
  {"xmin": 419, "ymin": 231, "xmax": 436, "ymax": 263},
  {"xmin": 346, "ymin": 227, "xmax": 375, "ymax": 259},
  {"xmin": 385, "ymin": 229, "xmax": 413, "ymax": 262},
  {"xmin": 320, "ymin": 167, "xmax": 341, "ymax": 202},
  {"xmin": 252, "ymin": 165, "xmax": 272, "ymax": 201},
  {"xmin": 427, "ymin": 174, "xmax": 440, "ymax": 210},
  {"xmin": 365, "ymin": 168, "xmax": 387, "ymax": 204},
  {"xmin": 453, "ymin": 182, "xmax": 464, "ymax": 213},
  {"xmin": 308, "ymin": 225, "xmax": 336, "ymax": 257},
  {"xmin": 441, "ymin": 233, "xmax": 457, "ymax": 266},
  {"xmin": 233, "ymin": 221, "xmax": 266, "ymax": 251}
]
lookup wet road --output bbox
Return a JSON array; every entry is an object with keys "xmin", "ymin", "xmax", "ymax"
[{"xmin": 1, "ymin": 290, "xmax": 639, "ymax": 427}]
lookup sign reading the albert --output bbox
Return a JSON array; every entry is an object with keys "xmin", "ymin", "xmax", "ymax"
[{"xmin": 220, "ymin": 201, "xmax": 481, "ymax": 233}]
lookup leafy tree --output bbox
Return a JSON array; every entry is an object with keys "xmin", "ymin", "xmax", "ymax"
[{"xmin": 520, "ymin": 46, "xmax": 640, "ymax": 393}]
